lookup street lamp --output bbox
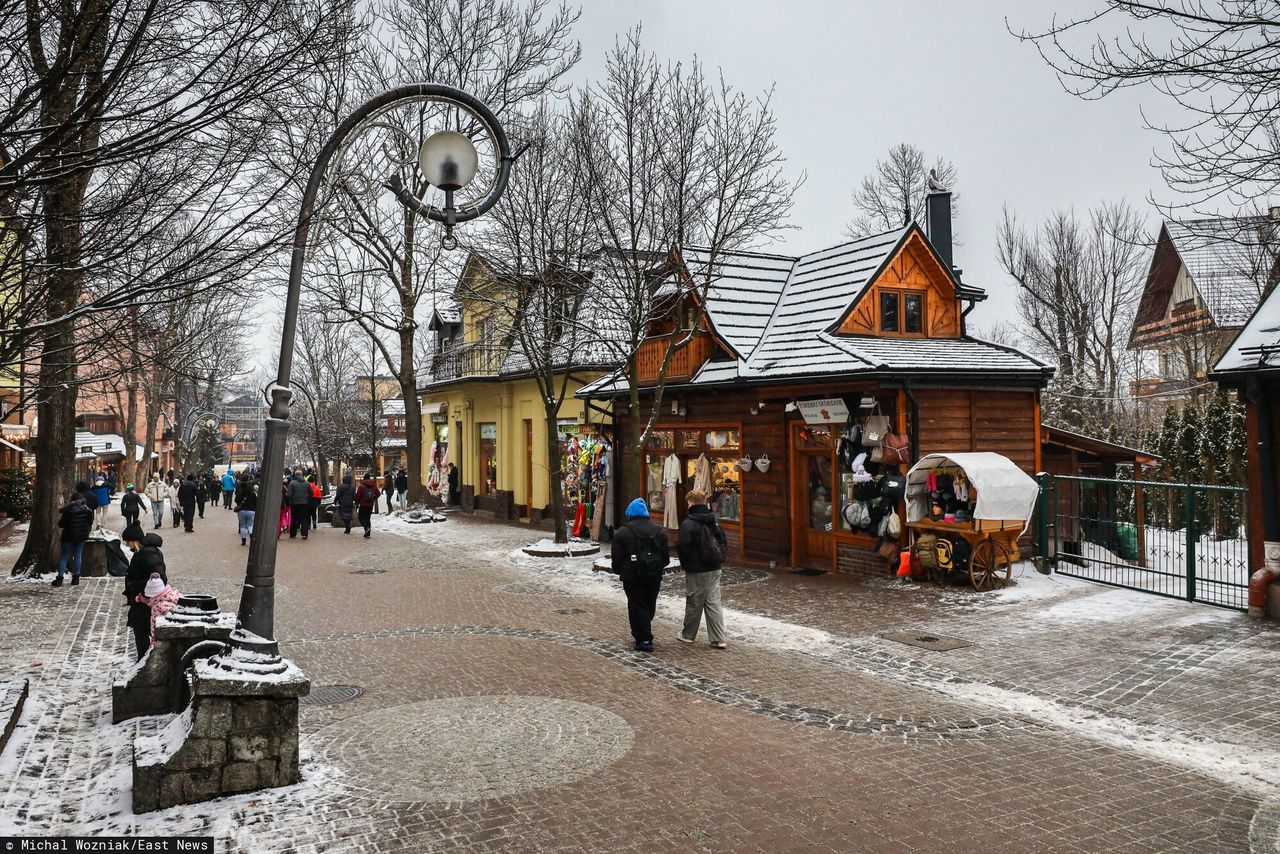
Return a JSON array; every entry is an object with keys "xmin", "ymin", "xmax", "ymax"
[{"xmin": 237, "ymin": 84, "xmax": 513, "ymax": 645}]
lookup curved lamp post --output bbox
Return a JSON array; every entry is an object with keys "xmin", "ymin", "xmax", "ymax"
[{"xmin": 238, "ymin": 84, "xmax": 513, "ymax": 643}]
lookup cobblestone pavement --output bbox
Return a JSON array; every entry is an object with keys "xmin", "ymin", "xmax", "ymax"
[{"xmin": 1, "ymin": 503, "xmax": 1278, "ymax": 852}]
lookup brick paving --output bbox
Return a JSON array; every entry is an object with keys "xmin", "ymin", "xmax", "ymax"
[{"xmin": 0, "ymin": 503, "xmax": 1277, "ymax": 851}]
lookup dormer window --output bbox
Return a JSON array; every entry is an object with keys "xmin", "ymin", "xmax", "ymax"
[{"xmin": 878, "ymin": 290, "xmax": 925, "ymax": 336}]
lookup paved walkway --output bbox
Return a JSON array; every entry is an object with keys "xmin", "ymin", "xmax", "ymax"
[{"xmin": 1, "ymin": 499, "xmax": 1278, "ymax": 852}]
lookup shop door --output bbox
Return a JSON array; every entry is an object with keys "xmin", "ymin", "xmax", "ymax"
[
  {"xmin": 523, "ymin": 419, "xmax": 533, "ymax": 516},
  {"xmin": 791, "ymin": 423, "xmax": 836, "ymax": 569}
]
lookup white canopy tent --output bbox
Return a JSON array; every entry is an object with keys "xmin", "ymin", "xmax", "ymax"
[{"xmin": 906, "ymin": 452, "xmax": 1040, "ymax": 534}]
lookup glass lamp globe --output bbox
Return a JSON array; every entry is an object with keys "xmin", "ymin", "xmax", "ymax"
[{"xmin": 419, "ymin": 130, "xmax": 479, "ymax": 192}]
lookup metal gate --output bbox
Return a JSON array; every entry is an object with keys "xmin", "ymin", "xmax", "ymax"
[{"xmin": 1037, "ymin": 474, "xmax": 1251, "ymax": 611}]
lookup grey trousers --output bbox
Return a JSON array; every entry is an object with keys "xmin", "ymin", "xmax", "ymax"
[{"xmin": 682, "ymin": 570, "xmax": 725, "ymax": 644}]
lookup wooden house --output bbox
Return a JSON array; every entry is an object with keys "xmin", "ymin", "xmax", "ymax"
[
  {"xmin": 579, "ymin": 192, "xmax": 1055, "ymax": 574},
  {"xmin": 1130, "ymin": 214, "xmax": 1280, "ymax": 403}
]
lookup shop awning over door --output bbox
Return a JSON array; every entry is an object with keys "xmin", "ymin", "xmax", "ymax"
[{"xmin": 907, "ymin": 452, "xmax": 1040, "ymax": 532}]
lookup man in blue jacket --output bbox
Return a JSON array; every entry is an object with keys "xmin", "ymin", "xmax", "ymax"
[
  {"xmin": 53, "ymin": 492, "xmax": 94, "ymax": 587},
  {"xmin": 221, "ymin": 468, "xmax": 236, "ymax": 509},
  {"xmin": 609, "ymin": 498, "xmax": 669, "ymax": 652}
]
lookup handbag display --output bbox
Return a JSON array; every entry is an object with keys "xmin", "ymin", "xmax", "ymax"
[
  {"xmin": 882, "ymin": 432, "xmax": 910, "ymax": 465},
  {"xmin": 736, "ymin": 457, "xmax": 752, "ymax": 473},
  {"xmin": 842, "ymin": 500, "xmax": 870, "ymax": 529},
  {"xmin": 876, "ymin": 538, "xmax": 900, "ymax": 561},
  {"xmin": 754, "ymin": 453, "xmax": 771, "ymax": 473},
  {"xmin": 864, "ymin": 409, "xmax": 891, "ymax": 445}
]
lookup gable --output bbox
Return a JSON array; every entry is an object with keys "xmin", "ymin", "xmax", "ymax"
[{"xmin": 836, "ymin": 230, "xmax": 960, "ymax": 338}]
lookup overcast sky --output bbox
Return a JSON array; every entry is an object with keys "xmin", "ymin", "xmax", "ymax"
[{"xmin": 256, "ymin": 0, "xmax": 1180, "ymax": 366}]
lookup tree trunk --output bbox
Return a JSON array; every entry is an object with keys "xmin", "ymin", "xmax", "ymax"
[{"xmin": 545, "ymin": 406, "xmax": 567, "ymax": 543}]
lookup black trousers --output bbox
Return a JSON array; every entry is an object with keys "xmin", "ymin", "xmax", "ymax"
[
  {"xmin": 123, "ymin": 510, "xmax": 139, "ymax": 528},
  {"xmin": 621, "ymin": 575, "xmax": 662, "ymax": 643},
  {"xmin": 133, "ymin": 623, "xmax": 150, "ymax": 660},
  {"xmin": 288, "ymin": 503, "xmax": 310, "ymax": 537},
  {"xmin": 357, "ymin": 506, "xmax": 372, "ymax": 534},
  {"xmin": 196, "ymin": 497, "xmax": 205, "ymax": 517},
  {"xmin": 223, "ymin": 490, "xmax": 233, "ymax": 508},
  {"xmin": 181, "ymin": 503, "xmax": 195, "ymax": 531}
]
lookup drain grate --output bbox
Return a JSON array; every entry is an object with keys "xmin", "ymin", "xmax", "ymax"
[
  {"xmin": 553, "ymin": 607, "xmax": 588, "ymax": 615},
  {"xmin": 881, "ymin": 631, "xmax": 972, "ymax": 652},
  {"xmin": 301, "ymin": 685, "xmax": 363, "ymax": 706},
  {"xmin": 350, "ymin": 569, "xmax": 386, "ymax": 575}
]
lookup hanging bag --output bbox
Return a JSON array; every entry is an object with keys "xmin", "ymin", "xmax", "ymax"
[
  {"xmin": 864, "ymin": 404, "xmax": 891, "ymax": 446},
  {"xmin": 736, "ymin": 457, "xmax": 752, "ymax": 473},
  {"xmin": 754, "ymin": 453, "xmax": 771, "ymax": 473},
  {"xmin": 882, "ymin": 432, "xmax": 911, "ymax": 465}
]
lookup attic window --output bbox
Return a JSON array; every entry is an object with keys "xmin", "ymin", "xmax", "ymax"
[{"xmin": 878, "ymin": 290, "xmax": 926, "ymax": 336}]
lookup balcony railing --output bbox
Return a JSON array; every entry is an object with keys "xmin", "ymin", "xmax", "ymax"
[{"xmin": 429, "ymin": 342, "xmax": 509, "ymax": 383}]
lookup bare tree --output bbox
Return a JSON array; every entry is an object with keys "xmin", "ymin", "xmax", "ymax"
[
  {"xmin": 1016, "ymin": 1, "xmax": 1280, "ymax": 208},
  {"xmin": 307, "ymin": 0, "xmax": 581, "ymax": 504},
  {"xmin": 572, "ymin": 29, "xmax": 800, "ymax": 487},
  {"xmin": 997, "ymin": 200, "xmax": 1149, "ymax": 436},
  {"xmin": 845, "ymin": 143, "xmax": 958, "ymax": 238}
]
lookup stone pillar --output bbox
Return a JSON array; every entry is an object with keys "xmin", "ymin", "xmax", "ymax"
[
  {"xmin": 112, "ymin": 595, "xmax": 236, "ymax": 723},
  {"xmin": 132, "ymin": 629, "xmax": 310, "ymax": 813}
]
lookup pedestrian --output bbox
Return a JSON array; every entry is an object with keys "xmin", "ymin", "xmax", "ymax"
[
  {"xmin": 221, "ymin": 467, "xmax": 236, "ymax": 509},
  {"xmin": 446, "ymin": 462, "xmax": 459, "ymax": 506},
  {"xmin": 382, "ymin": 471, "xmax": 394, "ymax": 514},
  {"xmin": 306, "ymin": 475, "xmax": 322, "ymax": 531},
  {"xmin": 610, "ymin": 497, "xmax": 669, "ymax": 652},
  {"xmin": 166, "ymin": 478, "xmax": 183, "ymax": 528},
  {"xmin": 286, "ymin": 469, "xmax": 311, "ymax": 539},
  {"xmin": 177, "ymin": 474, "xmax": 197, "ymax": 533},
  {"xmin": 355, "ymin": 473, "xmax": 380, "ymax": 538},
  {"xmin": 121, "ymin": 523, "xmax": 168, "ymax": 660},
  {"xmin": 106, "ymin": 472, "xmax": 117, "ymax": 496},
  {"xmin": 144, "ymin": 474, "xmax": 166, "ymax": 529},
  {"xmin": 91, "ymin": 478, "xmax": 110, "ymax": 529},
  {"xmin": 135, "ymin": 573, "xmax": 181, "ymax": 651},
  {"xmin": 675, "ymin": 490, "xmax": 728, "ymax": 649},
  {"xmin": 395, "ymin": 469, "xmax": 408, "ymax": 510},
  {"xmin": 194, "ymin": 475, "xmax": 208, "ymax": 519},
  {"xmin": 234, "ymin": 474, "xmax": 257, "ymax": 546},
  {"xmin": 334, "ymin": 473, "xmax": 356, "ymax": 534},
  {"xmin": 76, "ymin": 479, "xmax": 98, "ymax": 512},
  {"xmin": 119, "ymin": 483, "xmax": 147, "ymax": 529},
  {"xmin": 52, "ymin": 489, "xmax": 94, "ymax": 587}
]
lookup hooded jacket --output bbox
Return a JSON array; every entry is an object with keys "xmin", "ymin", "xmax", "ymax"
[
  {"xmin": 221, "ymin": 471, "xmax": 236, "ymax": 491},
  {"xmin": 610, "ymin": 515, "xmax": 669, "ymax": 580},
  {"xmin": 677, "ymin": 504, "xmax": 727, "ymax": 573},
  {"xmin": 124, "ymin": 533, "xmax": 167, "ymax": 628},
  {"xmin": 234, "ymin": 480, "xmax": 257, "ymax": 511},
  {"xmin": 58, "ymin": 498, "xmax": 94, "ymax": 543},
  {"xmin": 334, "ymin": 476, "xmax": 356, "ymax": 514},
  {"xmin": 286, "ymin": 475, "xmax": 311, "ymax": 506},
  {"xmin": 177, "ymin": 478, "xmax": 197, "ymax": 507}
]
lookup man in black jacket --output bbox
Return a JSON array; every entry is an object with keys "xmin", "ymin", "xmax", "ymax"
[
  {"xmin": 286, "ymin": 470, "xmax": 312, "ymax": 539},
  {"xmin": 610, "ymin": 497, "xmax": 669, "ymax": 652},
  {"xmin": 121, "ymin": 523, "xmax": 167, "ymax": 659},
  {"xmin": 177, "ymin": 475, "xmax": 198, "ymax": 532},
  {"xmin": 53, "ymin": 492, "xmax": 94, "ymax": 587},
  {"xmin": 675, "ymin": 490, "xmax": 728, "ymax": 649}
]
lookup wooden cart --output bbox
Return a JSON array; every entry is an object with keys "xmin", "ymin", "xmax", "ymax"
[
  {"xmin": 907, "ymin": 519, "xmax": 1022, "ymax": 591},
  {"xmin": 904, "ymin": 452, "xmax": 1040, "ymax": 592}
]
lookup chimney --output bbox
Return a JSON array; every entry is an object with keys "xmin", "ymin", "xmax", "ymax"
[{"xmin": 926, "ymin": 189, "xmax": 953, "ymax": 272}]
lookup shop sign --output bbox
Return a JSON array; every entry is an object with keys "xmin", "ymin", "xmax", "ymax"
[
  {"xmin": 480, "ymin": 424, "xmax": 497, "ymax": 440},
  {"xmin": 797, "ymin": 398, "xmax": 848, "ymax": 424},
  {"xmin": 430, "ymin": 414, "xmax": 447, "ymax": 424}
]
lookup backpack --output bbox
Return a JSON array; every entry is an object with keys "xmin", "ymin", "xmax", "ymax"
[
  {"xmin": 632, "ymin": 535, "xmax": 667, "ymax": 577},
  {"xmin": 915, "ymin": 533, "xmax": 939, "ymax": 570},
  {"xmin": 695, "ymin": 521, "xmax": 725, "ymax": 566}
]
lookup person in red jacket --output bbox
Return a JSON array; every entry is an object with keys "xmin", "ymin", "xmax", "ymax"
[{"xmin": 355, "ymin": 474, "xmax": 381, "ymax": 539}]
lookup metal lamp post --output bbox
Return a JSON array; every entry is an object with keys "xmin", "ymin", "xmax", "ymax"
[{"xmin": 237, "ymin": 83, "xmax": 514, "ymax": 642}]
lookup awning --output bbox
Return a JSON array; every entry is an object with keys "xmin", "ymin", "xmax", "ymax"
[{"xmin": 422, "ymin": 401, "xmax": 447, "ymax": 416}]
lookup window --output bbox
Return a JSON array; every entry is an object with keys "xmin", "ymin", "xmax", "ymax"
[
  {"xmin": 879, "ymin": 289, "xmax": 926, "ymax": 336},
  {"xmin": 879, "ymin": 291, "xmax": 899, "ymax": 333}
]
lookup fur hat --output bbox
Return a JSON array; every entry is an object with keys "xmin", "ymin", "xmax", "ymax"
[{"xmin": 143, "ymin": 573, "xmax": 165, "ymax": 597}]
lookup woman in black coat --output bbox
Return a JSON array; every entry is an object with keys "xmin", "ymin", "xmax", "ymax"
[
  {"xmin": 333, "ymin": 474, "xmax": 356, "ymax": 534},
  {"xmin": 121, "ymin": 524, "xmax": 168, "ymax": 659}
]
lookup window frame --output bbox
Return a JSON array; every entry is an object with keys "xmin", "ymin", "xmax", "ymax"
[{"xmin": 876, "ymin": 287, "xmax": 928, "ymax": 338}]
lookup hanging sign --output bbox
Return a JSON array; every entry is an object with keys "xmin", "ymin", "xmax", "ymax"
[
  {"xmin": 430, "ymin": 414, "xmax": 447, "ymax": 424},
  {"xmin": 797, "ymin": 398, "xmax": 849, "ymax": 425}
]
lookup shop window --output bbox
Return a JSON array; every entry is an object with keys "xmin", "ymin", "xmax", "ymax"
[
  {"xmin": 479, "ymin": 423, "xmax": 497, "ymax": 495},
  {"xmin": 646, "ymin": 453, "xmax": 666, "ymax": 513},
  {"xmin": 683, "ymin": 456, "xmax": 742, "ymax": 522},
  {"xmin": 796, "ymin": 425, "xmax": 834, "ymax": 449},
  {"xmin": 807, "ymin": 455, "xmax": 834, "ymax": 531}
]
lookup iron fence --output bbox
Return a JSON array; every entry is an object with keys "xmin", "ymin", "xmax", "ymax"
[{"xmin": 1037, "ymin": 473, "xmax": 1250, "ymax": 610}]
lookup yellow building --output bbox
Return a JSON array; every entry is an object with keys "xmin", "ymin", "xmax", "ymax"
[{"xmin": 419, "ymin": 255, "xmax": 613, "ymax": 521}]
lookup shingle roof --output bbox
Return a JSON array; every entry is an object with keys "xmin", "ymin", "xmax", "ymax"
[
  {"xmin": 1213, "ymin": 283, "xmax": 1280, "ymax": 375},
  {"xmin": 680, "ymin": 247, "xmax": 795, "ymax": 357},
  {"xmin": 1166, "ymin": 217, "xmax": 1277, "ymax": 327}
]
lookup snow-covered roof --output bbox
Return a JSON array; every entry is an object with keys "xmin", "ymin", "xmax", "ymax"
[
  {"xmin": 1165, "ymin": 217, "xmax": 1276, "ymax": 327},
  {"xmin": 681, "ymin": 247, "xmax": 795, "ymax": 357},
  {"xmin": 74, "ymin": 430, "xmax": 156, "ymax": 461},
  {"xmin": 1213, "ymin": 282, "xmax": 1280, "ymax": 376},
  {"xmin": 382, "ymin": 399, "xmax": 405, "ymax": 416}
]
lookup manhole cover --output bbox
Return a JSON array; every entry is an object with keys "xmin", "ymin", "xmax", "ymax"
[
  {"xmin": 881, "ymin": 631, "xmax": 972, "ymax": 652},
  {"xmin": 350, "ymin": 569, "xmax": 386, "ymax": 575},
  {"xmin": 553, "ymin": 607, "xmax": 587, "ymax": 615},
  {"xmin": 301, "ymin": 685, "xmax": 363, "ymax": 706}
]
